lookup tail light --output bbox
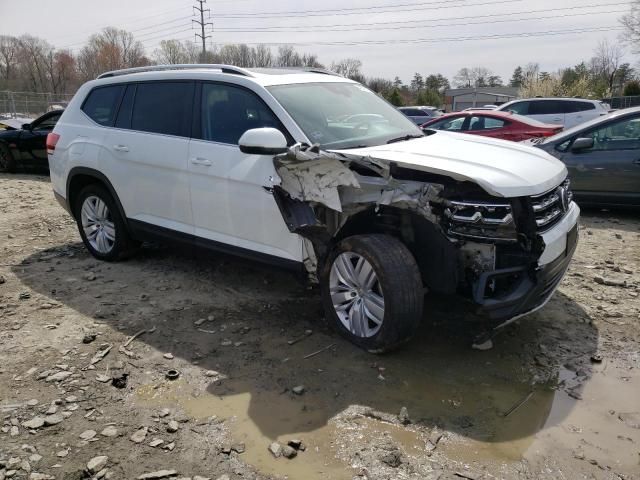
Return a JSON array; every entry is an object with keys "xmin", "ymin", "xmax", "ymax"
[{"xmin": 46, "ymin": 133, "xmax": 60, "ymax": 154}]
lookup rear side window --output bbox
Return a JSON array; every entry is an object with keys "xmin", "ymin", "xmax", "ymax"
[
  {"xmin": 82, "ymin": 85, "xmax": 124, "ymax": 126},
  {"xmin": 506, "ymin": 101, "xmax": 529, "ymax": 115},
  {"xmin": 566, "ymin": 101, "xmax": 596, "ymax": 113},
  {"xmin": 468, "ymin": 116, "xmax": 506, "ymax": 130},
  {"xmin": 200, "ymin": 83, "xmax": 284, "ymax": 144},
  {"xmin": 529, "ymin": 100, "xmax": 564, "ymax": 115},
  {"xmin": 131, "ymin": 82, "xmax": 194, "ymax": 137}
]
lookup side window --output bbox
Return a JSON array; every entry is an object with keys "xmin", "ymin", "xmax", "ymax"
[
  {"xmin": 567, "ymin": 101, "xmax": 596, "ymax": 113},
  {"xmin": 581, "ymin": 116, "xmax": 640, "ymax": 151},
  {"xmin": 33, "ymin": 113, "xmax": 61, "ymax": 131},
  {"xmin": 82, "ymin": 85, "xmax": 125, "ymax": 126},
  {"xmin": 200, "ymin": 83, "xmax": 284, "ymax": 144},
  {"xmin": 468, "ymin": 116, "xmax": 505, "ymax": 131},
  {"xmin": 507, "ymin": 101, "xmax": 529, "ymax": 115},
  {"xmin": 428, "ymin": 117, "xmax": 464, "ymax": 131},
  {"xmin": 131, "ymin": 82, "xmax": 194, "ymax": 137},
  {"xmin": 529, "ymin": 100, "xmax": 563, "ymax": 115}
]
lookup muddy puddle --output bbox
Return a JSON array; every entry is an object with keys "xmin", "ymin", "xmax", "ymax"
[{"xmin": 133, "ymin": 347, "xmax": 591, "ymax": 479}]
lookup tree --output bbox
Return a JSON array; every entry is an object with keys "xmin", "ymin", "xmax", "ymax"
[
  {"xmin": 487, "ymin": 75, "xmax": 503, "ymax": 87},
  {"xmin": 393, "ymin": 76, "xmax": 403, "ymax": 88},
  {"xmin": 590, "ymin": 38, "xmax": 624, "ymax": 95},
  {"xmin": 154, "ymin": 40, "xmax": 198, "ymax": 65},
  {"xmin": 453, "ymin": 67, "xmax": 493, "ymax": 88},
  {"xmin": 0, "ymin": 36, "xmax": 19, "ymax": 88},
  {"xmin": 77, "ymin": 27, "xmax": 148, "ymax": 80},
  {"xmin": 415, "ymin": 89, "xmax": 442, "ymax": 107},
  {"xmin": 367, "ymin": 77, "xmax": 393, "ymax": 95},
  {"xmin": 387, "ymin": 88, "xmax": 403, "ymax": 106},
  {"xmin": 509, "ymin": 66, "xmax": 524, "ymax": 87},
  {"xmin": 453, "ymin": 67, "xmax": 472, "ymax": 87},
  {"xmin": 410, "ymin": 72, "xmax": 424, "ymax": 91},
  {"xmin": 330, "ymin": 58, "xmax": 363, "ymax": 79},
  {"xmin": 424, "ymin": 73, "xmax": 450, "ymax": 92},
  {"xmin": 620, "ymin": 1, "xmax": 640, "ymax": 52},
  {"xmin": 623, "ymin": 79, "xmax": 640, "ymax": 95}
]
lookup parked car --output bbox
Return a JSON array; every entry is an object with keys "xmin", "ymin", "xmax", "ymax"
[
  {"xmin": 529, "ymin": 107, "xmax": 640, "ymax": 207},
  {"xmin": 0, "ymin": 110, "xmax": 63, "ymax": 172},
  {"xmin": 398, "ymin": 106, "xmax": 442, "ymax": 125},
  {"xmin": 496, "ymin": 98, "xmax": 609, "ymax": 128},
  {"xmin": 463, "ymin": 105, "xmax": 498, "ymax": 111},
  {"xmin": 421, "ymin": 110, "xmax": 563, "ymax": 142},
  {"xmin": 48, "ymin": 64, "xmax": 579, "ymax": 352}
]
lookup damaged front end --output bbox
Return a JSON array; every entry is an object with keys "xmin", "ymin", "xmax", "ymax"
[{"xmin": 271, "ymin": 144, "xmax": 576, "ymax": 326}]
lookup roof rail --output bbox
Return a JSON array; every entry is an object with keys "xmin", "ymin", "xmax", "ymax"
[
  {"xmin": 296, "ymin": 67, "xmax": 343, "ymax": 77},
  {"xmin": 96, "ymin": 64, "xmax": 254, "ymax": 79}
]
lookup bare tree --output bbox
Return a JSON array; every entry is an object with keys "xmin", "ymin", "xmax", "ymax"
[
  {"xmin": 0, "ymin": 36, "xmax": 19, "ymax": 87},
  {"xmin": 154, "ymin": 40, "xmax": 198, "ymax": 65},
  {"xmin": 252, "ymin": 45, "xmax": 273, "ymax": 67},
  {"xmin": 620, "ymin": 1, "xmax": 640, "ymax": 52},
  {"xmin": 77, "ymin": 27, "xmax": 148, "ymax": 80},
  {"xmin": 591, "ymin": 38, "xmax": 624, "ymax": 95},
  {"xmin": 453, "ymin": 67, "xmax": 493, "ymax": 88},
  {"xmin": 276, "ymin": 45, "xmax": 302, "ymax": 67},
  {"xmin": 330, "ymin": 58, "xmax": 362, "ymax": 79},
  {"xmin": 16, "ymin": 35, "xmax": 52, "ymax": 91}
]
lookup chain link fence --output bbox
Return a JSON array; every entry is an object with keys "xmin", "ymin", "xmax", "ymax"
[
  {"xmin": 0, "ymin": 91, "xmax": 75, "ymax": 119},
  {"xmin": 603, "ymin": 96, "xmax": 640, "ymax": 110}
]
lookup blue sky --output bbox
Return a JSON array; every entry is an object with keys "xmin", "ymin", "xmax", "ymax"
[{"xmin": 0, "ymin": 0, "xmax": 632, "ymax": 83}]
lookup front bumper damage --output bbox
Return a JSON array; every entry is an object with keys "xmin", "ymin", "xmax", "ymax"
[{"xmin": 272, "ymin": 143, "xmax": 578, "ymax": 325}]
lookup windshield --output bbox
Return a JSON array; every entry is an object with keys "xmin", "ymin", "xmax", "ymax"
[{"xmin": 267, "ymin": 82, "xmax": 422, "ymax": 149}]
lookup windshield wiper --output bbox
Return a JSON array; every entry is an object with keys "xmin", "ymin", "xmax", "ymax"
[{"xmin": 386, "ymin": 134, "xmax": 424, "ymax": 144}]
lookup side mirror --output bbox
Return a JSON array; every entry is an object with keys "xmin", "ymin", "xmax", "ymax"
[
  {"xmin": 571, "ymin": 137, "xmax": 594, "ymax": 152},
  {"xmin": 22, "ymin": 123, "xmax": 32, "ymax": 131},
  {"xmin": 238, "ymin": 128, "xmax": 288, "ymax": 155}
]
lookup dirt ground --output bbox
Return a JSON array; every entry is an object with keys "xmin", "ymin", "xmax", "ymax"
[{"xmin": 1, "ymin": 172, "xmax": 639, "ymax": 480}]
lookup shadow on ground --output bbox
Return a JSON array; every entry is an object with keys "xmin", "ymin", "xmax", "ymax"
[{"xmin": 13, "ymin": 240, "xmax": 598, "ymax": 448}]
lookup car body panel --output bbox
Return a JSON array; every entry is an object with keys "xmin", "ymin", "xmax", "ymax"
[
  {"xmin": 532, "ymin": 107, "xmax": 640, "ymax": 206},
  {"xmin": 335, "ymin": 131, "xmax": 567, "ymax": 198},
  {"xmin": 421, "ymin": 110, "xmax": 562, "ymax": 142},
  {"xmin": 497, "ymin": 98, "xmax": 607, "ymax": 128}
]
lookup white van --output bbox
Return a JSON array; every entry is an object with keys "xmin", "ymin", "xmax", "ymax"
[{"xmin": 497, "ymin": 98, "xmax": 609, "ymax": 128}]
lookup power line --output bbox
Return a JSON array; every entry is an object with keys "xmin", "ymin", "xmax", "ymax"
[
  {"xmin": 212, "ymin": 0, "xmax": 527, "ymax": 18},
  {"xmin": 209, "ymin": 25, "xmax": 623, "ymax": 47},
  {"xmin": 211, "ymin": 2, "xmax": 629, "ymax": 32}
]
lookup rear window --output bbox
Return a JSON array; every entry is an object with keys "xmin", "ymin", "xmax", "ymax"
[
  {"xmin": 82, "ymin": 85, "xmax": 125, "ymax": 126},
  {"xmin": 510, "ymin": 113, "xmax": 554, "ymax": 127},
  {"xmin": 505, "ymin": 101, "xmax": 529, "ymax": 115},
  {"xmin": 131, "ymin": 82, "xmax": 194, "ymax": 137}
]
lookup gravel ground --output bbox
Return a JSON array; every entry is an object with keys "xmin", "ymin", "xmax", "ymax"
[{"xmin": 0, "ymin": 172, "xmax": 639, "ymax": 480}]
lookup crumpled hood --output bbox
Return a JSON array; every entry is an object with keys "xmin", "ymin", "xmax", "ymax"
[{"xmin": 333, "ymin": 131, "xmax": 567, "ymax": 197}]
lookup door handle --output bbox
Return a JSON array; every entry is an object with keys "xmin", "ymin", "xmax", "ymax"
[
  {"xmin": 113, "ymin": 145, "xmax": 129, "ymax": 152},
  {"xmin": 191, "ymin": 157, "xmax": 212, "ymax": 166}
]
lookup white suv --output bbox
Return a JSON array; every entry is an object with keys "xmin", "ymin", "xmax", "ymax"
[
  {"xmin": 48, "ymin": 65, "xmax": 579, "ymax": 352},
  {"xmin": 497, "ymin": 98, "xmax": 609, "ymax": 128}
]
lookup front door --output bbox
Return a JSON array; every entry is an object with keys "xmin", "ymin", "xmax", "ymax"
[
  {"xmin": 19, "ymin": 111, "xmax": 62, "ymax": 162},
  {"xmin": 560, "ymin": 114, "xmax": 640, "ymax": 204},
  {"xmin": 188, "ymin": 82, "xmax": 303, "ymax": 263}
]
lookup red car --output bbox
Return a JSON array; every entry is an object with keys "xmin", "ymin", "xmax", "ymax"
[{"xmin": 421, "ymin": 110, "xmax": 563, "ymax": 142}]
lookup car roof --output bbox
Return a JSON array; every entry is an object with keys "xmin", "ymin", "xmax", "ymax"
[
  {"xmin": 440, "ymin": 110, "xmax": 515, "ymax": 118},
  {"xmin": 543, "ymin": 106, "xmax": 640, "ymax": 142},
  {"xmin": 91, "ymin": 65, "xmax": 355, "ymax": 88},
  {"xmin": 504, "ymin": 97, "xmax": 600, "ymax": 104}
]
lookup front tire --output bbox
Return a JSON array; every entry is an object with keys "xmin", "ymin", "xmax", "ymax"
[
  {"xmin": 320, "ymin": 234, "xmax": 424, "ymax": 353},
  {"xmin": 74, "ymin": 184, "xmax": 138, "ymax": 261},
  {"xmin": 0, "ymin": 144, "xmax": 17, "ymax": 173}
]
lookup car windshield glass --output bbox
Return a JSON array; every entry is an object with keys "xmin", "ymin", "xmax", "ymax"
[{"xmin": 267, "ymin": 82, "xmax": 422, "ymax": 149}]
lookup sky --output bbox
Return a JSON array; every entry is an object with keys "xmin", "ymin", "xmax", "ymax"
[{"xmin": 0, "ymin": 0, "xmax": 633, "ymax": 85}]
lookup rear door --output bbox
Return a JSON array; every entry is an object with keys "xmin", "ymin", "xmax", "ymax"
[
  {"xmin": 528, "ymin": 100, "xmax": 565, "ymax": 126},
  {"xmin": 558, "ymin": 114, "xmax": 640, "ymax": 203},
  {"xmin": 565, "ymin": 101, "xmax": 597, "ymax": 128},
  {"xmin": 100, "ymin": 81, "xmax": 195, "ymax": 234},
  {"xmin": 188, "ymin": 81, "xmax": 303, "ymax": 263}
]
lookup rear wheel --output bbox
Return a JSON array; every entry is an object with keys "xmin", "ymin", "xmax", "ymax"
[
  {"xmin": 0, "ymin": 144, "xmax": 16, "ymax": 173},
  {"xmin": 74, "ymin": 184, "xmax": 138, "ymax": 261},
  {"xmin": 320, "ymin": 234, "xmax": 424, "ymax": 353}
]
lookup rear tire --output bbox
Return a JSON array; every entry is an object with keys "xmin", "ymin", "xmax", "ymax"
[
  {"xmin": 320, "ymin": 234, "xmax": 424, "ymax": 353},
  {"xmin": 74, "ymin": 184, "xmax": 138, "ymax": 261},
  {"xmin": 0, "ymin": 144, "xmax": 16, "ymax": 173}
]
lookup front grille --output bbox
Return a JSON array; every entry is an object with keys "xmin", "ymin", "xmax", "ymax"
[{"xmin": 530, "ymin": 179, "xmax": 572, "ymax": 232}]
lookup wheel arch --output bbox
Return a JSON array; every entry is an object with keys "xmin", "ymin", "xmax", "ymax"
[{"xmin": 66, "ymin": 167, "xmax": 129, "ymax": 232}]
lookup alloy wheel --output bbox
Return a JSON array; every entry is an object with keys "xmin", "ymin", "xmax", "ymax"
[
  {"xmin": 81, "ymin": 195, "xmax": 116, "ymax": 254},
  {"xmin": 329, "ymin": 252, "xmax": 385, "ymax": 338}
]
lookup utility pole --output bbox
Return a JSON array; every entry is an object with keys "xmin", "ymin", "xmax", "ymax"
[{"xmin": 192, "ymin": 0, "xmax": 213, "ymax": 61}]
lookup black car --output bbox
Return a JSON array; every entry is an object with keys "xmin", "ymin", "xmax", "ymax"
[
  {"xmin": 0, "ymin": 110, "xmax": 63, "ymax": 172},
  {"xmin": 530, "ymin": 107, "xmax": 640, "ymax": 207}
]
